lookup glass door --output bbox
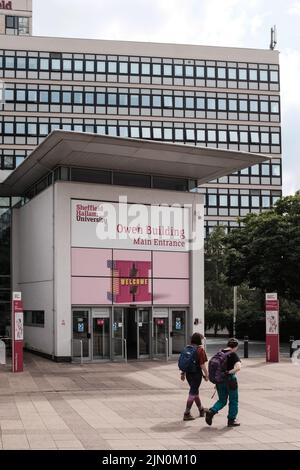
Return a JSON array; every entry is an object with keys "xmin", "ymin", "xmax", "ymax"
[
  {"xmin": 92, "ymin": 317, "xmax": 110, "ymax": 360},
  {"xmin": 72, "ymin": 309, "xmax": 91, "ymax": 360},
  {"xmin": 171, "ymin": 310, "xmax": 186, "ymax": 354},
  {"xmin": 112, "ymin": 308, "xmax": 124, "ymax": 360},
  {"xmin": 153, "ymin": 317, "xmax": 169, "ymax": 357},
  {"xmin": 137, "ymin": 309, "xmax": 150, "ymax": 358}
]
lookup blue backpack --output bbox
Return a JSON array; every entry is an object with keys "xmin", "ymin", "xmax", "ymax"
[{"xmin": 178, "ymin": 345, "xmax": 199, "ymax": 373}]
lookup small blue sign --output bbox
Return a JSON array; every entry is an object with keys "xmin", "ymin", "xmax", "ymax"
[
  {"xmin": 78, "ymin": 322, "xmax": 84, "ymax": 333},
  {"xmin": 175, "ymin": 318, "xmax": 182, "ymax": 330}
]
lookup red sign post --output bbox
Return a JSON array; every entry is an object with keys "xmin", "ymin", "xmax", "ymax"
[
  {"xmin": 265, "ymin": 293, "xmax": 280, "ymax": 362},
  {"xmin": 11, "ymin": 292, "xmax": 24, "ymax": 373}
]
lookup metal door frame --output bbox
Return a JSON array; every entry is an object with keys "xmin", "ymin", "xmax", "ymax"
[
  {"xmin": 170, "ymin": 308, "xmax": 188, "ymax": 357},
  {"xmin": 137, "ymin": 307, "xmax": 151, "ymax": 359},
  {"xmin": 111, "ymin": 306, "xmax": 125, "ymax": 361},
  {"xmin": 71, "ymin": 307, "xmax": 92, "ymax": 361},
  {"xmin": 91, "ymin": 308, "xmax": 111, "ymax": 361}
]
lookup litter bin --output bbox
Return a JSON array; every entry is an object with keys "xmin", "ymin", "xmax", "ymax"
[{"xmin": 0, "ymin": 340, "xmax": 6, "ymax": 365}]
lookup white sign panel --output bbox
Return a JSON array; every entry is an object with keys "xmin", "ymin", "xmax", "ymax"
[
  {"xmin": 71, "ymin": 199, "xmax": 191, "ymax": 251},
  {"xmin": 15, "ymin": 312, "xmax": 24, "ymax": 341},
  {"xmin": 266, "ymin": 293, "xmax": 278, "ymax": 301},
  {"xmin": 266, "ymin": 311, "xmax": 279, "ymax": 335}
]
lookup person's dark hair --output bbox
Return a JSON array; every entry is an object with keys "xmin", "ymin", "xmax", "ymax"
[
  {"xmin": 227, "ymin": 338, "xmax": 239, "ymax": 348},
  {"xmin": 191, "ymin": 333, "xmax": 203, "ymax": 345}
]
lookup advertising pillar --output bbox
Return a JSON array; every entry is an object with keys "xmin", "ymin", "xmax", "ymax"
[
  {"xmin": 11, "ymin": 292, "xmax": 24, "ymax": 373},
  {"xmin": 265, "ymin": 293, "xmax": 280, "ymax": 363}
]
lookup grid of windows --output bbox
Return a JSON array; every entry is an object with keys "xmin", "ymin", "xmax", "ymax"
[
  {"xmin": 0, "ymin": 149, "xmax": 29, "ymax": 170},
  {"xmin": 203, "ymin": 188, "xmax": 281, "ymax": 217},
  {"xmin": 5, "ymin": 17, "xmax": 30, "ymax": 36},
  {"xmin": 3, "ymin": 84, "xmax": 280, "ymax": 122},
  {"xmin": 0, "ymin": 117, "xmax": 282, "ymax": 154},
  {"xmin": 0, "ymin": 50, "xmax": 279, "ymax": 91}
]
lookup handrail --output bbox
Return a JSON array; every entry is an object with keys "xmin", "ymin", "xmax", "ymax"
[
  {"xmin": 123, "ymin": 338, "xmax": 127, "ymax": 363},
  {"xmin": 165, "ymin": 337, "xmax": 169, "ymax": 362}
]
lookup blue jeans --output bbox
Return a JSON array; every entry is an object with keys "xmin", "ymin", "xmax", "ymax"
[{"xmin": 210, "ymin": 377, "xmax": 238, "ymax": 420}]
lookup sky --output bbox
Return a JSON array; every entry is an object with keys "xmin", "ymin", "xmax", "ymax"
[{"xmin": 33, "ymin": 0, "xmax": 300, "ymax": 196}]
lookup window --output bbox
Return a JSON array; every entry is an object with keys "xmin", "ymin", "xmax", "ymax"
[
  {"xmin": 218, "ymin": 130, "xmax": 227, "ymax": 142},
  {"xmin": 271, "ymin": 133, "xmax": 280, "ymax": 145},
  {"xmin": 270, "ymin": 102, "xmax": 279, "ymax": 113},
  {"xmin": 174, "ymin": 96, "xmax": 183, "ymax": 108},
  {"xmin": 249, "ymin": 69, "xmax": 258, "ymax": 81},
  {"xmin": 229, "ymin": 131, "xmax": 238, "ymax": 142},
  {"xmin": 250, "ymin": 132, "xmax": 259, "ymax": 144},
  {"xmin": 163, "ymin": 128, "xmax": 173, "ymax": 140},
  {"xmin": 51, "ymin": 59, "xmax": 61, "ymax": 71},
  {"xmin": 250, "ymin": 100, "xmax": 258, "ymax": 112},
  {"xmin": 130, "ymin": 127, "xmax": 140, "ymax": 138},
  {"xmin": 107, "ymin": 93, "xmax": 117, "ymax": 106},
  {"xmin": 28, "ymin": 58, "xmax": 38, "ymax": 70},
  {"xmin": 241, "ymin": 196, "xmax": 249, "ymax": 207},
  {"xmin": 228, "ymin": 68, "xmax": 237, "ymax": 80},
  {"xmin": 186, "ymin": 129, "xmax": 195, "ymax": 141},
  {"xmin": 262, "ymin": 196, "xmax": 270, "ymax": 208},
  {"xmin": 260, "ymin": 101, "xmax": 269, "ymax": 113},
  {"xmin": 86, "ymin": 61, "xmax": 95, "ymax": 73},
  {"xmin": 152, "ymin": 64, "xmax": 161, "ymax": 76},
  {"xmin": 108, "ymin": 62, "xmax": 117, "ymax": 74},
  {"xmin": 40, "ymin": 91, "xmax": 49, "ymax": 103},
  {"xmin": 51, "ymin": 91, "xmax": 60, "ymax": 103},
  {"xmin": 261, "ymin": 164, "xmax": 270, "ymax": 176},
  {"xmin": 74, "ymin": 92, "xmax": 83, "ymax": 104},
  {"xmin": 153, "ymin": 127, "xmax": 162, "ymax": 139},
  {"xmin": 228, "ymin": 99, "xmax": 237, "ymax": 111},
  {"xmin": 196, "ymin": 98, "xmax": 205, "ymax": 110},
  {"xmin": 261, "ymin": 133, "xmax": 270, "ymax": 145},
  {"xmin": 219, "ymin": 195, "xmax": 228, "ymax": 207},
  {"xmin": 196, "ymin": 66, "xmax": 205, "ymax": 78},
  {"xmin": 163, "ymin": 64, "xmax": 172, "ymax": 76},
  {"xmin": 239, "ymin": 100, "xmax": 248, "ymax": 112},
  {"xmin": 251, "ymin": 196, "xmax": 260, "ymax": 207},
  {"xmin": 5, "ymin": 89, "xmax": 14, "ymax": 101},
  {"xmin": 175, "ymin": 128, "xmax": 184, "ymax": 140},
  {"xmin": 185, "ymin": 65, "xmax": 194, "ymax": 77},
  {"xmin": 238, "ymin": 69, "xmax": 247, "ymax": 80},
  {"xmin": 28, "ymin": 90, "xmax": 37, "ymax": 102},
  {"xmin": 259, "ymin": 70, "xmax": 268, "ymax": 82},
  {"xmin": 207, "ymin": 130, "xmax": 216, "ymax": 142},
  {"xmin": 217, "ymin": 68, "xmax": 226, "ymax": 79},
  {"xmin": 197, "ymin": 129, "xmax": 205, "ymax": 142},
  {"xmin": 130, "ymin": 94, "xmax": 139, "ymax": 106},
  {"xmin": 96, "ymin": 93, "xmax": 105, "ymax": 105},
  {"xmin": 141, "ymin": 63, "xmax": 150, "ymax": 75},
  {"xmin": 208, "ymin": 194, "xmax": 217, "ymax": 206},
  {"xmin": 130, "ymin": 63, "xmax": 139, "ymax": 75},
  {"xmin": 85, "ymin": 93, "xmax": 94, "ymax": 105},
  {"xmin": 141, "ymin": 94, "xmax": 150, "ymax": 107},
  {"xmin": 40, "ymin": 58, "xmax": 49, "ymax": 70},
  {"xmin": 63, "ymin": 59, "xmax": 72, "ymax": 71},
  {"xmin": 163, "ymin": 96, "xmax": 173, "ymax": 108},
  {"xmin": 153, "ymin": 176, "xmax": 188, "ymax": 191},
  {"xmin": 218, "ymin": 99, "xmax": 226, "ymax": 111},
  {"xmin": 207, "ymin": 98, "xmax": 216, "ymax": 110},
  {"xmin": 174, "ymin": 65, "xmax": 183, "ymax": 76},
  {"xmin": 272, "ymin": 164, "xmax": 281, "ymax": 176},
  {"xmin": 118, "ymin": 62, "xmax": 128, "ymax": 74},
  {"xmin": 251, "ymin": 165, "xmax": 259, "ymax": 176},
  {"xmin": 230, "ymin": 195, "xmax": 239, "ymax": 207},
  {"xmin": 152, "ymin": 95, "xmax": 161, "ymax": 107},
  {"xmin": 24, "ymin": 310, "xmax": 45, "ymax": 327},
  {"xmin": 119, "ymin": 94, "xmax": 128, "ymax": 106},
  {"xmin": 185, "ymin": 97, "xmax": 194, "ymax": 109},
  {"xmin": 240, "ymin": 131, "xmax": 248, "ymax": 143},
  {"xmin": 97, "ymin": 61, "xmax": 106, "ymax": 73},
  {"xmin": 74, "ymin": 60, "xmax": 83, "ymax": 72},
  {"xmin": 16, "ymin": 57, "xmax": 26, "ymax": 69},
  {"xmin": 5, "ymin": 57, "xmax": 15, "ymax": 69},
  {"xmin": 114, "ymin": 172, "xmax": 151, "ymax": 188},
  {"xmin": 270, "ymin": 70, "xmax": 279, "ymax": 82},
  {"xmin": 207, "ymin": 67, "xmax": 215, "ymax": 79}
]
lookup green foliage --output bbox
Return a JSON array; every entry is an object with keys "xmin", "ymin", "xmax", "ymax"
[{"xmin": 225, "ymin": 193, "xmax": 300, "ymax": 302}]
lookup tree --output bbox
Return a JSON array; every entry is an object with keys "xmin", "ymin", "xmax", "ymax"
[
  {"xmin": 205, "ymin": 226, "xmax": 233, "ymax": 335},
  {"xmin": 225, "ymin": 193, "xmax": 300, "ymax": 302}
]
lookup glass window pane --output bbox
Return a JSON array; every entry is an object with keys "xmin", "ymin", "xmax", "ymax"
[
  {"xmin": 163, "ymin": 64, "xmax": 172, "ymax": 76},
  {"xmin": 228, "ymin": 68, "xmax": 237, "ymax": 80},
  {"xmin": 163, "ymin": 96, "xmax": 173, "ymax": 108},
  {"xmin": 185, "ymin": 97, "xmax": 194, "ymax": 109},
  {"xmin": 108, "ymin": 61, "xmax": 117, "ymax": 74},
  {"xmin": 218, "ymin": 99, "xmax": 226, "ymax": 111},
  {"xmin": 16, "ymin": 57, "xmax": 26, "ymax": 69},
  {"xmin": 40, "ymin": 91, "xmax": 49, "ymax": 103},
  {"xmin": 207, "ymin": 130, "xmax": 216, "ymax": 141},
  {"xmin": 152, "ymin": 64, "xmax": 161, "ymax": 76},
  {"xmin": 186, "ymin": 129, "xmax": 195, "ymax": 140},
  {"xmin": 51, "ymin": 59, "xmax": 61, "ymax": 71},
  {"xmin": 251, "ymin": 196, "xmax": 260, "ymax": 207},
  {"xmin": 219, "ymin": 195, "xmax": 228, "ymax": 206},
  {"xmin": 16, "ymin": 123, "xmax": 25, "ymax": 134},
  {"xmin": 130, "ymin": 126, "xmax": 140, "ymax": 138},
  {"xmin": 240, "ymin": 131, "xmax": 248, "ymax": 143},
  {"xmin": 97, "ymin": 61, "xmax": 106, "ymax": 73},
  {"xmin": 270, "ymin": 70, "xmax": 278, "ymax": 82},
  {"xmin": 85, "ymin": 92, "xmax": 94, "ymax": 105},
  {"xmin": 119, "ymin": 126, "xmax": 128, "ymax": 137},
  {"xmin": 272, "ymin": 164, "xmax": 280, "ymax": 176},
  {"xmin": 185, "ymin": 65, "xmax": 194, "ymax": 77},
  {"xmin": 239, "ymin": 100, "xmax": 248, "ymax": 112},
  {"xmin": 241, "ymin": 195, "xmax": 249, "ymax": 207},
  {"xmin": 119, "ymin": 62, "xmax": 128, "ymax": 74},
  {"xmin": 74, "ymin": 92, "xmax": 83, "ymax": 104},
  {"xmin": 228, "ymin": 99, "xmax": 237, "ymax": 111},
  {"xmin": 207, "ymin": 98, "xmax": 216, "ymax": 110},
  {"xmin": 196, "ymin": 66, "xmax": 205, "ymax": 78},
  {"xmin": 261, "ymin": 133, "xmax": 269, "ymax": 144},
  {"xmin": 207, "ymin": 67, "xmax": 215, "ymax": 78},
  {"xmin": 250, "ymin": 132, "xmax": 259, "ymax": 143},
  {"xmin": 5, "ymin": 57, "xmax": 15, "ymax": 69},
  {"xmin": 85, "ymin": 60, "xmax": 95, "ymax": 72},
  {"xmin": 261, "ymin": 164, "xmax": 270, "ymax": 175},
  {"xmin": 40, "ymin": 58, "xmax": 49, "ymax": 70},
  {"xmin": 28, "ymin": 90, "xmax": 37, "ymax": 102},
  {"xmin": 229, "ymin": 131, "xmax": 238, "ymax": 142},
  {"xmin": 270, "ymin": 102, "xmax": 279, "ymax": 113},
  {"xmin": 251, "ymin": 164, "xmax": 259, "ymax": 175},
  {"xmin": 107, "ymin": 93, "xmax": 117, "ymax": 105},
  {"xmin": 260, "ymin": 101, "xmax": 269, "ymax": 113},
  {"xmin": 238, "ymin": 69, "xmax": 247, "ymax": 80},
  {"xmin": 271, "ymin": 133, "xmax": 280, "ymax": 145},
  {"xmin": 51, "ymin": 91, "xmax": 60, "ymax": 103},
  {"xmin": 218, "ymin": 130, "xmax": 227, "ymax": 142},
  {"xmin": 28, "ymin": 58, "xmax": 38, "ymax": 70},
  {"xmin": 142, "ymin": 127, "xmax": 151, "ymax": 138},
  {"xmin": 119, "ymin": 94, "xmax": 128, "ymax": 106},
  {"xmin": 130, "ymin": 63, "xmax": 139, "ymax": 74},
  {"xmin": 96, "ymin": 93, "xmax": 105, "ymax": 105},
  {"xmin": 230, "ymin": 195, "xmax": 239, "ymax": 206},
  {"xmin": 259, "ymin": 70, "xmax": 268, "ymax": 81},
  {"xmin": 175, "ymin": 128, "xmax": 184, "ymax": 140},
  {"xmin": 152, "ymin": 95, "xmax": 161, "ymax": 107},
  {"xmin": 74, "ymin": 60, "xmax": 83, "ymax": 72},
  {"xmin": 63, "ymin": 59, "xmax": 72, "ymax": 71},
  {"xmin": 196, "ymin": 97, "xmax": 205, "ymax": 109},
  {"xmin": 208, "ymin": 195, "xmax": 217, "ymax": 206},
  {"xmin": 130, "ymin": 94, "xmax": 139, "ymax": 106},
  {"xmin": 217, "ymin": 67, "xmax": 226, "ymax": 79},
  {"xmin": 250, "ymin": 100, "xmax": 258, "ymax": 112},
  {"xmin": 197, "ymin": 129, "xmax": 205, "ymax": 141},
  {"xmin": 5, "ymin": 89, "xmax": 14, "ymax": 101},
  {"xmin": 249, "ymin": 69, "xmax": 258, "ymax": 81},
  {"xmin": 163, "ymin": 128, "xmax": 173, "ymax": 139},
  {"xmin": 141, "ymin": 63, "xmax": 150, "ymax": 75},
  {"xmin": 174, "ymin": 65, "xmax": 183, "ymax": 76},
  {"xmin": 153, "ymin": 127, "xmax": 162, "ymax": 139},
  {"xmin": 62, "ymin": 91, "xmax": 71, "ymax": 104},
  {"xmin": 141, "ymin": 95, "xmax": 150, "ymax": 107}
]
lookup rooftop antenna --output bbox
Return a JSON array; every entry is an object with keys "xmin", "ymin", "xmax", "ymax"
[{"xmin": 270, "ymin": 25, "xmax": 277, "ymax": 50}]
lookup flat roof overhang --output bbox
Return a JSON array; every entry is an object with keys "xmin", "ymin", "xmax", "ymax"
[{"xmin": 0, "ymin": 131, "xmax": 269, "ymax": 196}]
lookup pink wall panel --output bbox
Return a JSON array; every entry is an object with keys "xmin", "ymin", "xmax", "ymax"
[
  {"xmin": 71, "ymin": 248, "xmax": 112, "ymax": 277},
  {"xmin": 113, "ymin": 250, "xmax": 151, "ymax": 262},
  {"xmin": 153, "ymin": 279, "xmax": 189, "ymax": 305},
  {"xmin": 153, "ymin": 252, "xmax": 189, "ymax": 278},
  {"xmin": 72, "ymin": 277, "xmax": 111, "ymax": 305}
]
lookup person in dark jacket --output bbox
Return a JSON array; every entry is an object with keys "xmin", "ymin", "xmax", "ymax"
[
  {"xmin": 205, "ymin": 338, "xmax": 242, "ymax": 427},
  {"xmin": 181, "ymin": 333, "xmax": 209, "ymax": 421}
]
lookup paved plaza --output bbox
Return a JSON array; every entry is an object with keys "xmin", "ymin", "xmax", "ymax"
[{"xmin": 0, "ymin": 352, "xmax": 300, "ymax": 450}]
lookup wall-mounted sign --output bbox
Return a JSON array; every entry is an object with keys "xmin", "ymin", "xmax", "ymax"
[
  {"xmin": 0, "ymin": 1, "xmax": 12, "ymax": 10},
  {"xmin": 175, "ymin": 318, "xmax": 182, "ymax": 330},
  {"xmin": 97, "ymin": 319, "xmax": 105, "ymax": 326},
  {"xmin": 71, "ymin": 200, "xmax": 190, "ymax": 252},
  {"xmin": 77, "ymin": 323, "xmax": 84, "ymax": 333},
  {"xmin": 107, "ymin": 260, "xmax": 152, "ymax": 303}
]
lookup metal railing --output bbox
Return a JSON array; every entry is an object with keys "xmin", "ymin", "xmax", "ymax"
[
  {"xmin": 72, "ymin": 339, "xmax": 83, "ymax": 364},
  {"xmin": 165, "ymin": 337, "xmax": 169, "ymax": 362},
  {"xmin": 123, "ymin": 338, "xmax": 127, "ymax": 363}
]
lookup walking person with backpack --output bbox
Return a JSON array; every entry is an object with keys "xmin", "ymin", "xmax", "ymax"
[
  {"xmin": 205, "ymin": 338, "xmax": 242, "ymax": 427},
  {"xmin": 178, "ymin": 333, "xmax": 209, "ymax": 421}
]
